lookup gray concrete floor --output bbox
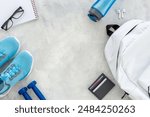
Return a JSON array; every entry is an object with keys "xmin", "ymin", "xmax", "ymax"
[{"xmin": 0, "ymin": 0, "xmax": 150, "ymax": 100}]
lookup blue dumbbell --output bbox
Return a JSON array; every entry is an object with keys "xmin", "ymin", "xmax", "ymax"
[
  {"xmin": 18, "ymin": 87, "xmax": 32, "ymax": 100},
  {"xmin": 27, "ymin": 80, "xmax": 46, "ymax": 100}
]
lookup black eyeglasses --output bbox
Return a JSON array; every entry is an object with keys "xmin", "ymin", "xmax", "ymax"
[{"xmin": 1, "ymin": 6, "xmax": 24, "ymax": 31}]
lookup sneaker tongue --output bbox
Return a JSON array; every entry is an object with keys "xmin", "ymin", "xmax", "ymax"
[{"xmin": 0, "ymin": 79, "xmax": 4, "ymax": 91}]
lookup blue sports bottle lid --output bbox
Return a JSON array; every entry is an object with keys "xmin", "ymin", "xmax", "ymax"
[{"xmin": 88, "ymin": 0, "xmax": 116, "ymax": 22}]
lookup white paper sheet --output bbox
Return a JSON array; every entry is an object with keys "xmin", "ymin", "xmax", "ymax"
[{"xmin": 0, "ymin": 0, "xmax": 38, "ymax": 30}]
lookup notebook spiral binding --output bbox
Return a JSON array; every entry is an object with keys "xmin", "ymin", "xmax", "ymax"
[{"xmin": 31, "ymin": 0, "xmax": 39, "ymax": 19}]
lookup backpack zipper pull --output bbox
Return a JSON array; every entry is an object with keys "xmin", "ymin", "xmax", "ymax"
[
  {"xmin": 121, "ymin": 92, "xmax": 129, "ymax": 99},
  {"xmin": 148, "ymin": 86, "xmax": 150, "ymax": 98}
]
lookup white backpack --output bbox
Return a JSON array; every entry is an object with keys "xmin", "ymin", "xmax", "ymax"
[{"xmin": 105, "ymin": 19, "xmax": 150, "ymax": 100}]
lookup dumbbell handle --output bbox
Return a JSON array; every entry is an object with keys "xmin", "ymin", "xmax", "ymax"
[
  {"xmin": 32, "ymin": 86, "xmax": 46, "ymax": 100},
  {"xmin": 22, "ymin": 93, "xmax": 32, "ymax": 100}
]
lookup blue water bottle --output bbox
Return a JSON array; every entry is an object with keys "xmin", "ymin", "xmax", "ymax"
[{"xmin": 88, "ymin": 0, "xmax": 116, "ymax": 22}]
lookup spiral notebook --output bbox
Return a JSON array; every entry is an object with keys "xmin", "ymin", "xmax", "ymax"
[{"xmin": 0, "ymin": 0, "xmax": 38, "ymax": 30}]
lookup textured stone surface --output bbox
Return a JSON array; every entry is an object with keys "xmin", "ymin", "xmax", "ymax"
[{"xmin": 0, "ymin": 0, "xmax": 149, "ymax": 100}]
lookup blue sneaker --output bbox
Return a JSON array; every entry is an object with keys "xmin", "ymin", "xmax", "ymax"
[
  {"xmin": 0, "ymin": 36, "xmax": 20, "ymax": 67},
  {"xmin": 0, "ymin": 51, "xmax": 33, "ymax": 97}
]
